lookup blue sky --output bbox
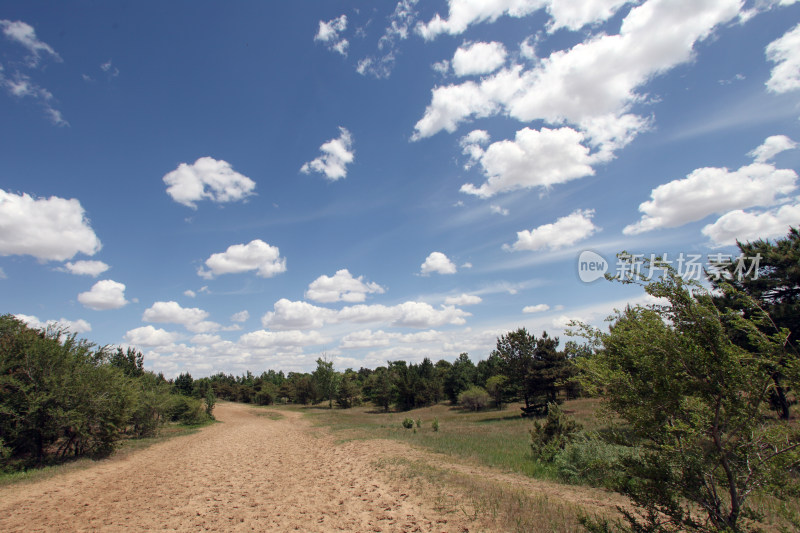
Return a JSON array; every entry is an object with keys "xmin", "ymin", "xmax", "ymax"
[{"xmin": 2, "ymin": 0, "xmax": 799, "ymax": 377}]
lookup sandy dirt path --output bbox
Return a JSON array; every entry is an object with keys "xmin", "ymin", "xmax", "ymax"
[{"xmin": 0, "ymin": 403, "xmax": 474, "ymax": 532}]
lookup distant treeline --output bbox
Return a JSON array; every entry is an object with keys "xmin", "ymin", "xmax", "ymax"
[
  {"xmin": 191, "ymin": 330, "xmax": 585, "ymax": 414},
  {"xmin": 0, "ymin": 315, "xmax": 215, "ymax": 472}
]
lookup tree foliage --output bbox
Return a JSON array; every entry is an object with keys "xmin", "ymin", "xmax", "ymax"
[
  {"xmin": 492, "ymin": 328, "xmax": 574, "ymax": 415},
  {"xmin": 709, "ymin": 227, "xmax": 800, "ymax": 419},
  {"xmin": 457, "ymin": 385, "xmax": 491, "ymax": 411},
  {"xmin": 313, "ymin": 356, "xmax": 339, "ymax": 409},
  {"xmin": 578, "ymin": 265, "xmax": 800, "ymax": 532},
  {"xmin": 0, "ymin": 315, "xmax": 212, "ymax": 471}
]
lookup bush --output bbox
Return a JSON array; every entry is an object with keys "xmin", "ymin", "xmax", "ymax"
[
  {"xmin": 458, "ymin": 385, "xmax": 491, "ymax": 411},
  {"xmin": 0, "ymin": 317, "xmax": 139, "ymax": 466},
  {"xmin": 205, "ymin": 387, "xmax": 216, "ymax": 417},
  {"xmin": 554, "ymin": 435, "xmax": 637, "ymax": 488},
  {"xmin": 167, "ymin": 394, "xmax": 209, "ymax": 425},
  {"xmin": 402, "ymin": 418, "xmax": 414, "ymax": 429},
  {"xmin": 253, "ymin": 388, "xmax": 274, "ymax": 406},
  {"xmin": 128, "ymin": 372, "xmax": 173, "ymax": 437},
  {"xmin": 432, "ymin": 418, "xmax": 439, "ymax": 432},
  {"xmin": 529, "ymin": 402, "xmax": 581, "ymax": 462}
]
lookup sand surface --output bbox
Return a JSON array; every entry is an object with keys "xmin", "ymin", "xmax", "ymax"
[{"xmin": 0, "ymin": 403, "xmax": 476, "ymax": 532}]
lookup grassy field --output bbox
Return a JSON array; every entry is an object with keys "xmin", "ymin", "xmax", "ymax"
[
  {"xmin": 285, "ymin": 398, "xmax": 621, "ymax": 532},
  {"xmin": 287, "ymin": 398, "xmax": 800, "ymax": 532},
  {"xmin": 292, "ymin": 398, "xmax": 605, "ymax": 480}
]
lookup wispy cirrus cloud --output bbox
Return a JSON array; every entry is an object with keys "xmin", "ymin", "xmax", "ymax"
[{"xmin": 0, "ymin": 20, "xmax": 67, "ymax": 125}]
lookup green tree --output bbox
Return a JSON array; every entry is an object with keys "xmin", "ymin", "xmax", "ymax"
[
  {"xmin": 312, "ymin": 356, "xmax": 339, "ymax": 408},
  {"xmin": 529, "ymin": 402, "xmax": 581, "ymax": 462},
  {"xmin": 416, "ymin": 357, "xmax": 442, "ymax": 405},
  {"xmin": 485, "ymin": 374, "xmax": 507, "ymax": 409},
  {"xmin": 709, "ymin": 227, "xmax": 800, "ymax": 419},
  {"xmin": 476, "ymin": 351, "xmax": 504, "ymax": 387},
  {"xmin": 108, "ymin": 346, "xmax": 144, "ymax": 378},
  {"xmin": 492, "ymin": 328, "xmax": 536, "ymax": 410},
  {"xmin": 291, "ymin": 374, "xmax": 317, "ymax": 405},
  {"xmin": 336, "ymin": 371, "xmax": 361, "ymax": 408},
  {"xmin": 530, "ymin": 332, "xmax": 571, "ymax": 405},
  {"xmin": 0, "ymin": 316, "xmax": 136, "ymax": 466},
  {"xmin": 578, "ymin": 266, "xmax": 800, "ymax": 532},
  {"xmin": 173, "ymin": 372, "xmax": 194, "ymax": 396},
  {"xmin": 388, "ymin": 360, "xmax": 419, "ymax": 411},
  {"xmin": 365, "ymin": 366, "xmax": 393, "ymax": 412},
  {"xmin": 444, "ymin": 353, "xmax": 477, "ymax": 403}
]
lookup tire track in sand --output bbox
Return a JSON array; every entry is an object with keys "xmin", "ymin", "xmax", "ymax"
[{"xmin": 0, "ymin": 402, "xmax": 472, "ymax": 532}]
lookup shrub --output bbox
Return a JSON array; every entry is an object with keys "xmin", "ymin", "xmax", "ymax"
[
  {"xmin": 458, "ymin": 385, "xmax": 491, "ymax": 411},
  {"xmin": 402, "ymin": 418, "xmax": 414, "ymax": 429},
  {"xmin": 485, "ymin": 374, "xmax": 507, "ymax": 409},
  {"xmin": 529, "ymin": 402, "xmax": 581, "ymax": 462},
  {"xmin": 432, "ymin": 418, "xmax": 439, "ymax": 432},
  {"xmin": 128, "ymin": 372, "xmax": 173, "ymax": 438},
  {"xmin": 0, "ymin": 317, "xmax": 138, "ymax": 466},
  {"xmin": 554, "ymin": 435, "xmax": 637, "ymax": 488},
  {"xmin": 205, "ymin": 387, "xmax": 216, "ymax": 418},
  {"xmin": 253, "ymin": 388, "xmax": 274, "ymax": 406},
  {"xmin": 167, "ymin": 394, "xmax": 209, "ymax": 425}
]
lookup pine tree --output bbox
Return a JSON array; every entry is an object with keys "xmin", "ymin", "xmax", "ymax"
[{"xmin": 709, "ymin": 227, "xmax": 800, "ymax": 419}]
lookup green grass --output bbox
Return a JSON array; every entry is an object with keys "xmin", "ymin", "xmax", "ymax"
[
  {"xmin": 0, "ymin": 420, "xmax": 212, "ymax": 487},
  {"xmin": 293, "ymin": 398, "xmax": 605, "ymax": 481},
  {"xmin": 253, "ymin": 408, "xmax": 285, "ymax": 420}
]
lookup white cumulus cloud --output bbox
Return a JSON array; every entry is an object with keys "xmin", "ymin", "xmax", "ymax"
[
  {"xmin": 78, "ymin": 280, "xmax": 128, "ymax": 311},
  {"xmin": 452, "ymin": 41, "xmax": 508, "ymax": 76},
  {"xmin": 162, "ymin": 157, "xmax": 256, "ymax": 209},
  {"xmin": 460, "ymin": 127, "xmax": 596, "ymax": 198},
  {"xmin": 142, "ymin": 301, "xmax": 220, "ymax": 333},
  {"xmin": 300, "ymin": 127, "xmax": 355, "ymax": 181},
  {"xmin": 230, "ymin": 310, "xmax": 250, "ymax": 323},
  {"xmin": 0, "ymin": 190, "xmax": 101, "ymax": 261},
  {"xmin": 766, "ymin": 22, "xmax": 800, "ymax": 93},
  {"xmin": 748, "ymin": 135, "xmax": 797, "ymax": 163},
  {"xmin": 239, "ymin": 329, "xmax": 329, "ymax": 348},
  {"xmin": 15, "ymin": 314, "xmax": 92, "ymax": 333},
  {"xmin": 198, "ymin": 239, "xmax": 286, "ymax": 279},
  {"xmin": 306, "ymin": 269, "xmax": 385, "ymax": 303},
  {"xmin": 416, "ymin": 0, "xmax": 541, "ymax": 40},
  {"xmin": 63, "ymin": 260, "xmax": 110, "ymax": 277},
  {"xmin": 508, "ymin": 209, "xmax": 598, "ymax": 251},
  {"xmin": 260, "ymin": 299, "xmax": 335, "ymax": 330},
  {"xmin": 261, "ymin": 299, "xmax": 470, "ymax": 330},
  {"xmin": 124, "ymin": 326, "xmax": 182, "ymax": 347},
  {"xmin": 702, "ymin": 203, "xmax": 800, "ymax": 247},
  {"xmin": 416, "ymin": 0, "xmax": 631, "ymax": 39},
  {"xmin": 624, "ymin": 139, "xmax": 798, "ymax": 235},
  {"xmin": 420, "ymin": 251, "xmax": 457, "ymax": 275},
  {"xmin": 413, "ymin": 0, "xmax": 741, "ymax": 177}
]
